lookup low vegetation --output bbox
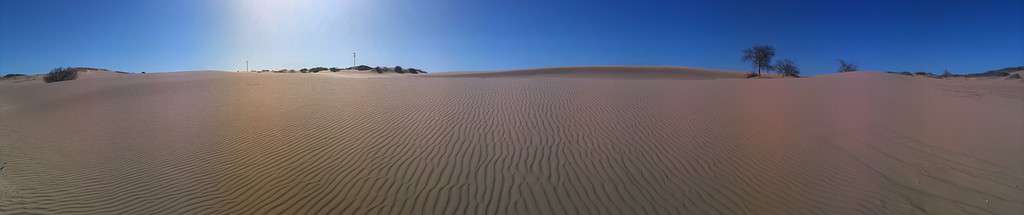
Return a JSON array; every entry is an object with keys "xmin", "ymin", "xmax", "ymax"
[
  {"xmin": 2, "ymin": 74, "xmax": 27, "ymax": 79},
  {"xmin": 734, "ymin": 46, "xmax": 1017, "ymax": 80},
  {"xmin": 349, "ymin": 65, "xmax": 373, "ymax": 71},
  {"xmin": 772, "ymin": 59, "xmax": 800, "ymax": 77},
  {"xmin": 253, "ymin": 64, "xmax": 427, "ymax": 75},
  {"xmin": 885, "ymin": 66, "xmax": 1024, "ymax": 79},
  {"xmin": 308, "ymin": 67, "xmax": 329, "ymax": 73},
  {"xmin": 43, "ymin": 67, "xmax": 79, "ymax": 83},
  {"xmin": 837, "ymin": 60, "xmax": 858, "ymax": 73},
  {"xmin": 966, "ymin": 66, "xmax": 1024, "ymax": 78}
]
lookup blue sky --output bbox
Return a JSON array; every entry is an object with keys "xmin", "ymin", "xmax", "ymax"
[{"xmin": 1, "ymin": 0, "xmax": 1021, "ymax": 75}]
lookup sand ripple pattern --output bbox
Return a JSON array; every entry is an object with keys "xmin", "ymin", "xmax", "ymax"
[{"xmin": 0, "ymin": 73, "xmax": 1021, "ymax": 214}]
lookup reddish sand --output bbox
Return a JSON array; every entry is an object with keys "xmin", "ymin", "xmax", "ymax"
[{"xmin": 0, "ymin": 69, "xmax": 1021, "ymax": 214}]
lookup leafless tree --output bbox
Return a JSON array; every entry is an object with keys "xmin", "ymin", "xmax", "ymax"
[
  {"xmin": 837, "ymin": 60, "xmax": 858, "ymax": 73},
  {"xmin": 742, "ymin": 45, "xmax": 776, "ymax": 76}
]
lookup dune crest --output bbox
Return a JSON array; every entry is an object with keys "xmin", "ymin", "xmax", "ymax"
[{"xmin": 428, "ymin": 66, "xmax": 749, "ymax": 79}]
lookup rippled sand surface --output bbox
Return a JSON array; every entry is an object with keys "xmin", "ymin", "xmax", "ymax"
[{"xmin": 0, "ymin": 71, "xmax": 1021, "ymax": 214}]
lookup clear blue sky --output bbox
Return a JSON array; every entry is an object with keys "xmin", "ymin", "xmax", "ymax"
[{"xmin": 2, "ymin": 0, "xmax": 1021, "ymax": 75}]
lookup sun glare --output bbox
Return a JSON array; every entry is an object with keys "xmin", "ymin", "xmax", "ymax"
[{"xmin": 223, "ymin": 0, "xmax": 365, "ymax": 69}]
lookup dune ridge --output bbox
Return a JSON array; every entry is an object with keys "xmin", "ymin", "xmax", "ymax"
[
  {"xmin": 0, "ymin": 71, "xmax": 1021, "ymax": 214},
  {"xmin": 427, "ymin": 66, "xmax": 748, "ymax": 79}
]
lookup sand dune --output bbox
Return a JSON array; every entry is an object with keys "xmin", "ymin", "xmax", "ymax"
[
  {"xmin": 427, "ymin": 66, "xmax": 749, "ymax": 79},
  {"xmin": 0, "ymin": 71, "xmax": 1021, "ymax": 214}
]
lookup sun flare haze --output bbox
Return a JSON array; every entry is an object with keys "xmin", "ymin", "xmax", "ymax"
[{"xmin": 221, "ymin": 0, "xmax": 370, "ymax": 70}]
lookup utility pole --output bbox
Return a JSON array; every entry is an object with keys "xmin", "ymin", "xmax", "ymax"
[
  {"xmin": 245, "ymin": 60, "xmax": 249, "ymax": 73},
  {"xmin": 352, "ymin": 52, "xmax": 357, "ymax": 67}
]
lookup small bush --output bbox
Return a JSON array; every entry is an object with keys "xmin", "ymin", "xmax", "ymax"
[
  {"xmin": 772, "ymin": 59, "xmax": 800, "ymax": 77},
  {"xmin": 407, "ymin": 68, "xmax": 426, "ymax": 74},
  {"xmin": 837, "ymin": 60, "xmax": 858, "ymax": 73},
  {"xmin": 2, "ymin": 74, "xmax": 27, "ymax": 79},
  {"xmin": 374, "ymin": 67, "xmax": 383, "ymax": 74},
  {"xmin": 349, "ymin": 65, "xmax": 373, "ymax": 71},
  {"xmin": 395, "ymin": 66, "xmax": 405, "ymax": 74},
  {"xmin": 329, "ymin": 67, "xmax": 341, "ymax": 72},
  {"xmin": 44, "ymin": 67, "xmax": 78, "ymax": 83},
  {"xmin": 309, "ymin": 67, "xmax": 329, "ymax": 73}
]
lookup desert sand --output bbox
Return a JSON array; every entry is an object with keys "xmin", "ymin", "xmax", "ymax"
[
  {"xmin": 0, "ymin": 68, "xmax": 1021, "ymax": 214},
  {"xmin": 317, "ymin": 70, "xmax": 420, "ymax": 79},
  {"xmin": 428, "ymin": 66, "xmax": 749, "ymax": 79}
]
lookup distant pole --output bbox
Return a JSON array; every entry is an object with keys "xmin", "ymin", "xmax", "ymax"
[
  {"xmin": 245, "ymin": 60, "xmax": 249, "ymax": 73},
  {"xmin": 352, "ymin": 52, "xmax": 356, "ymax": 67}
]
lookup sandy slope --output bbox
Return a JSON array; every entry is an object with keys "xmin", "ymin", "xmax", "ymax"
[
  {"xmin": 0, "ymin": 70, "xmax": 1021, "ymax": 214},
  {"xmin": 315, "ymin": 70, "xmax": 420, "ymax": 78},
  {"xmin": 427, "ymin": 66, "xmax": 748, "ymax": 79}
]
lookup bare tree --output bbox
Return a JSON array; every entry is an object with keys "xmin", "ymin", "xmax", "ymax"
[
  {"xmin": 837, "ymin": 60, "xmax": 858, "ymax": 73},
  {"xmin": 742, "ymin": 45, "xmax": 776, "ymax": 76},
  {"xmin": 772, "ymin": 59, "xmax": 801, "ymax": 77}
]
